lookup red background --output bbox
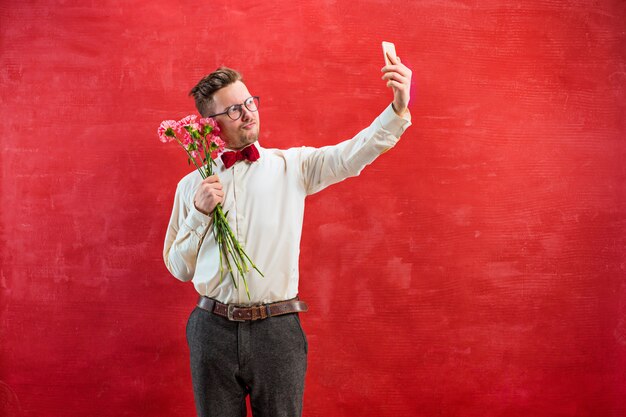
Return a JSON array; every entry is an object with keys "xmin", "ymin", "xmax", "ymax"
[{"xmin": 1, "ymin": 1, "xmax": 625, "ymax": 416}]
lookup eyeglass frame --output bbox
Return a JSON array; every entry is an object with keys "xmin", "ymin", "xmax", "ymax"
[{"xmin": 207, "ymin": 96, "xmax": 260, "ymax": 121}]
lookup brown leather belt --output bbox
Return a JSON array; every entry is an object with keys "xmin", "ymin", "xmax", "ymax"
[{"xmin": 197, "ymin": 296, "xmax": 308, "ymax": 322}]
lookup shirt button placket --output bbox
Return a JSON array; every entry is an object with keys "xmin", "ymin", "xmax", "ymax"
[
  {"xmin": 234, "ymin": 164, "xmax": 246, "ymax": 303},
  {"xmin": 235, "ymin": 165, "xmax": 244, "ymax": 241},
  {"xmin": 231, "ymin": 165, "xmax": 241, "ymax": 303}
]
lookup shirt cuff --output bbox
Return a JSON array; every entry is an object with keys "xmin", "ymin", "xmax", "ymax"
[
  {"xmin": 184, "ymin": 206, "xmax": 212, "ymax": 236},
  {"xmin": 378, "ymin": 103, "xmax": 412, "ymax": 138}
]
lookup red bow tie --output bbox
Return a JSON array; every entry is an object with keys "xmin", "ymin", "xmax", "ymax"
[{"xmin": 220, "ymin": 144, "xmax": 260, "ymax": 169}]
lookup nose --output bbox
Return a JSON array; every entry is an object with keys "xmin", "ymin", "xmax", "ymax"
[{"xmin": 240, "ymin": 106, "xmax": 253, "ymax": 122}]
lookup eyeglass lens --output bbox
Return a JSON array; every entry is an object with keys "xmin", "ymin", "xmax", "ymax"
[{"xmin": 227, "ymin": 97, "xmax": 259, "ymax": 120}]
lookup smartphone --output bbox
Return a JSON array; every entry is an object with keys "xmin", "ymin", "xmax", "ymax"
[{"xmin": 382, "ymin": 41, "xmax": 397, "ymax": 66}]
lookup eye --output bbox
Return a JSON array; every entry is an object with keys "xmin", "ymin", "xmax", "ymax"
[
  {"xmin": 227, "ymin": 104, "xmax": 242, "ymax": 119},
  {"xmin": 245, "ymin": 97, "xmax": 259, "ymax": 112}
]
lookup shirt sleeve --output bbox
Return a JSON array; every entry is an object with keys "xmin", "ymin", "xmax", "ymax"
[
  {"xmin": 163, "ymin": 179, "xmax": 213, "ymax": 282},
  {"xmin": 299, "ymin": 104, "xmax": 412, "ymax": 195}
]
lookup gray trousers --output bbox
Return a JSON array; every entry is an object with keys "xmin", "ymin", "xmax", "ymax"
[{"xmin": 186, "ymin": 304, "xmax": 308, "ymax": 417}]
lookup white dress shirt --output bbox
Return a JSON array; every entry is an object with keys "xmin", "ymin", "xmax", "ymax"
[{"xmin": 163, "ymin": 104, "xmax": 411, "ymax": 305}]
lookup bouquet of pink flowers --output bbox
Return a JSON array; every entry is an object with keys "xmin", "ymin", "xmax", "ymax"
[{"xmin": 158, "ymin": 115, "xmax": 262, "ymax": 299}]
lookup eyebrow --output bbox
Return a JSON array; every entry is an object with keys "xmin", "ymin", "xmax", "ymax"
[{"xmin": 225, "ymin": 97, "xmax": 252, "ymax": 108}]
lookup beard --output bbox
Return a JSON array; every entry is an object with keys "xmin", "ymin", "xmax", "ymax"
[
  {"xmin": 235, "ymin": 124, "xmax": 259, "ymax": 148},
  {"xmin": 241, "ymin": 130, "xmax": 258, "ymax": 145}
]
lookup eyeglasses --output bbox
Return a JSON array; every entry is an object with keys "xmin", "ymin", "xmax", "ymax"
[{"xmin": 208, "ymin": 96, "xmax": 260, "ymax": 121}]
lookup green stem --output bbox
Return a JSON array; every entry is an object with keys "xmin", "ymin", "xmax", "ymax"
[
  {"xmin": 222, "ymin": 223, "xmax": 246, "ymax": 275},
  {"xmin": 214, "ymin": 211, "xmax": 242, "ymax": 288},
  {"xmin": 214, "ymin": 227, "xmax": 225, "ymax": 283},
  {"xmin": 175, "ymin": 138, "xmax": 206, "ymax": 180},
  {"xmin": 218, "ymin": 233, "xmax": 237, "ymax": 289},
  {"xmin": 202, "ymin": 135, "xmax": 212, "ymax": 177},
  {"xmin": 215, "ymin": 211, "xmax": 252, "ymax": 300},
  {"xmin": 215, "ymin": 206, "xmax": 263, "ymax": 277}
]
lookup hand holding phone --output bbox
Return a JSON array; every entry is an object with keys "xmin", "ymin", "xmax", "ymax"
[{"xmin": 380, "ymin": 41, "xmax": 411, "ymax": 116}]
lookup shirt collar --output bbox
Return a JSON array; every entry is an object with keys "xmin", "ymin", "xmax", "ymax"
[{"xmin": 223, "ymin": 140, "xmax": 263, "ymax": 153}]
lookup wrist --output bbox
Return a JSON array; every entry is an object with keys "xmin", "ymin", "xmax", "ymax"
[
  {"xmin": 194, "ymin": 200, "xmax": 210, "ymax": 216},
  {"xmin": 391, "ymin": 102, "xmax": 408, "ymax": 117}
]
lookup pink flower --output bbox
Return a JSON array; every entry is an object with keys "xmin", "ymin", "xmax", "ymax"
[
  {"xmin": 157, "ymin": 120, "xmax": 178, "ymax": 143},
  {"xmin": 176, "ymin": 127, "xmax": 192, "ymax": 145},
  {"xmin": 199, "ymin": 117, "xmax": 221, "ymax": 136},
  {"xmin": 178, "ymin": 115, "xmax": 198, "ymax": 126},
  {"xmin": 209, "ymin": 135, "xmax": 225, "ymax": 155},
  {"xmin": 178, "ymin": 115, "xmax": 200, "ymax": 133}
]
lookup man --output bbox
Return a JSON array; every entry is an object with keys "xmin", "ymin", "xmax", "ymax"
[{"xmin": 163, "ymin": 54, "xmax": 412, "ymax": 417}]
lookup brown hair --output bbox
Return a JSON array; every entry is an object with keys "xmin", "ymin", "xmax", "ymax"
[{"xmin": 189, "ymin": 67, "xmax": 243, "ymax": 117}]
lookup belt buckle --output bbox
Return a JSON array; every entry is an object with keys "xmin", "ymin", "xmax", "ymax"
[{"xmin": 227, "ymin": 304, "xmax": 245, "ymax": 322}]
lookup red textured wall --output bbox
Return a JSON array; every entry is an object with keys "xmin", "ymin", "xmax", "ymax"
[{"xmin": 1, "ymin": 1, "xmax": 625, "ymax": 416}]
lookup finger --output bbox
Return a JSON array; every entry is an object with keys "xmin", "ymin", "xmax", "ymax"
[
  {"xmin": 204, "ymin": 175, "xmax": 220, "ymax": 183},
  {"xmin": 382, "ymin": 71, "xmax": 407, "ymax": 81},
  {"xmin": 199, "ymin": 182, "xmax": 222, "ymax": 193},
  {"xmin": 382, "ymin": 73, "xmax": 409, "ymax": 85},
  {"xmin": 387, "ymin": 52, "xmax": 398, "ymax": 66},
  {"xmin": 382, "ymin": 64, "xmax": 411, "ymax": 78},
  {"xmin": 381, "ymin": 68, "xmax": 411, "ymax": 84},
  {"xmin": 386, "ymin": 79, "xmax": 406, "ymax": 89}
]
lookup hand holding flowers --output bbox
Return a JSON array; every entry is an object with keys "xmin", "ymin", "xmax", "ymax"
[{"xmin": 193, "ymin": 175, "xmax": 223, "ymax": 216}]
